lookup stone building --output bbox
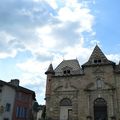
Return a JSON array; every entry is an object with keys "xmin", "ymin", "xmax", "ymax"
[{"xmin": 45, "ymin": 45, "xmax": 120, "ymax": 120}]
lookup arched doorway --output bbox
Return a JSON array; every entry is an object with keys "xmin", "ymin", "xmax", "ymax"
[
  {"xmin": 60, "ymin": 98, "xmax": 72, "ymax": 120},
  {"xmin": 94, "ymin": 98, "xmax": 108, "ymax": 120}
]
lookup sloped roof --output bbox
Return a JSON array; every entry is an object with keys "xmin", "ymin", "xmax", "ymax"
[
  {"xmin": 45, "ymin": 63, "xmax": 55, "ymax": 74},
  {"xmin": 0, "ymin": 80, "xmax": 36, "ymax": 100},
  {"xmin": 82, "ymin": 45, "xmax": 115, "ymax": 67},
  {"xmin": 89, "ymin": 45, "xmax": 107, "ymax": 60},
  {"xmin": 54, "ymin": 59, "xmax": 82, "ymax": 76}
]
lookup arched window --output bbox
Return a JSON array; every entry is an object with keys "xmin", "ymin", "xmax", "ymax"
[{"xmin": 60, "ymin": 98, "xmax": 72, "ymax": 106}]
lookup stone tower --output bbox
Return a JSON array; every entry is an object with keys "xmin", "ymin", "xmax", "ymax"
[
  {"xmin": 45, "ymin": 63, "xmax": 55, "ymax": 118},
  {"xmin": 45, "ymin": 63, "xmax": 55, "ymax": 97}
]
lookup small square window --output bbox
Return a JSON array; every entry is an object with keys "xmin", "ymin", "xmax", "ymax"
[
  {"xmin": 67, "ymin": 70, "xmax": 70, "ymax": 74},
  {"xmin": 94, "ymin": 59, "xmax": 101, "ymax": 64},
  {"xmin": 94, "ymin": 60, "xmax": 97, "ymax": 63},
  {"xmin": 5, "ymin": 103, "xmax": 11, "ymax": 112},
  {"xmin": 63, "ymin": 70, "xmax": 66, "ymax": 74},
  {"xmin": 98, "ymin": 59, "xmax": 101, "ymax": 63}
]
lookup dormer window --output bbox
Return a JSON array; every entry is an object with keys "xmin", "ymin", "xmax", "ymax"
[
  {"xmin": 64, "ymin": 70, "xmax": 67, "ymax": 74},
  {"xmin": 94, "ymin": 59, "xmax": 101, "ymax": 64},
  {"xmin": 62, "ymin": 66, "xmax": 72, "ymax": 75},
  {"xmin": 67, "ymin": 70, "xmax": 70, "ymax": 74},
  {"xmin": 63, "ymin": 70, "xmax": 71, "ymax": 75}
]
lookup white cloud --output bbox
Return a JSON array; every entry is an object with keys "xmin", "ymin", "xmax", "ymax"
[
  {"xmin": 0, "ymin": 0, "xmax": 109, "ymax": 104},
  {"xmin": 19, "ymin": 73, "xmax": 43, "ymax": 85},
  {"xmin": 0, "ymin": 50, "xmax": 17, "ymax": 59},
  {"xmin": 17, "ymin": 59, "xmax": 50, "ymax": 74},
  {"xmin": 0, "ymin": 31, "xmax": 15, "ymax": 43},
  {"xmin": 16, "ymin": 58, "xmax": 48, "ymax": 104},
  {"xmin": 45, "ymin": 0, "xmax": 58, "ymax": 9},
  {"xmin": 107, "ymin": 54, "xmax": 120, "ymax": 64},
  {"xmin": 35, "ymin": 26, "xmax": 57, "ymax": 48},
  {"xmin": 56, "ymin": 2, "xmax": 94, "ymax": 33},
  {"xmin": 90, "ymin": 39, "xmax": 100, "ymax": 46},
  {"xmin": 0, "ymin": 31, "xmax": 18, "ymax": 58},
  {"xmin": 0, "ymin": 0, "xmax": 95, "ymax": 59},
  {"xmin": 62, "ymin": 38, "xmax": 92, "ymax": 64}
]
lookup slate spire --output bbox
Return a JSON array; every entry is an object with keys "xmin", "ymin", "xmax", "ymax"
[
  {"xmin": 83, "ymin": 45, "xmax": 114, "ymax": 66},
  {"xmin": 45, "ymin": 63, "xmax": 55, "ymax": 74},
  {"xmin": 89, "ymin": 45, "xmax": 107, "ymax": 61}
]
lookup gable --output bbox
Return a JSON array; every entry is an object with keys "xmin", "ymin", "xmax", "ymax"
[
  {"xmin": 54, "ymin": 84, "xmax": 78, "ymax": 92},
  {"xmin": 54, "ymin": 59, "xmax": 82, "ymax": 76},
  {"xmin": 82, "ymin": 45, "xmax": 115, "ymax": 67},
  {"xmin": 84, "ymin": 81, "xmax": 115, "ymax": 91}
]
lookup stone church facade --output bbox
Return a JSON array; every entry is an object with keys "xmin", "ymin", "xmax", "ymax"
[{"xmin": 45, "ymin": 45, "xmax": 120, "ymax": 120}]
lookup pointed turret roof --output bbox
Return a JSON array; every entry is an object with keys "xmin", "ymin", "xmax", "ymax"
[
  {"xmin": 89, "ymin": 45, "xmax": 107, "ymax": 60},
  {"xmin": 45, "ymin": 63, "xmax": 55, "ymax": 74},
  {"xmin": 82, "ymin": 45, "xmax": 115, "ymax": 67}
]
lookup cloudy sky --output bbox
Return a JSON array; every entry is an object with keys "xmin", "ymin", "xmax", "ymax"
[{"xmin": 0, "ymin": 0, "xmax": 120, "ymax": 104}]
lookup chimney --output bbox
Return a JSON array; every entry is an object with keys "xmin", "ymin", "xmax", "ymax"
[{"xmin": 10, "ymin": 79, "xmax": 20, "ymax": 86}]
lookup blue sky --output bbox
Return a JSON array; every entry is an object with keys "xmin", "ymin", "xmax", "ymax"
[{"xmin": 0, "ymin": 0, "xmax": 120, "ymax": 104}]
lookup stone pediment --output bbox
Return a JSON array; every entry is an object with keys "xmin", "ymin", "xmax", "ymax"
[
  {"xmin": 85, "ymin": 82, "xmax": 95, "ymax": 90},
  {"xmin": 104, "ymin": 82, "xmax": 115, "ymax": 90},
  {"xmin": 84, "ymin": 81, "xmax": 115, "ymax": 91},
  {"xmin": 54, "ymin": 84, "xmax": 78, "ymax": 92}
]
